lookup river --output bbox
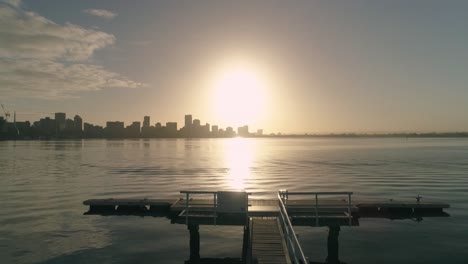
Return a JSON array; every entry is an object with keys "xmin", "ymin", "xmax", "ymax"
[{"xmin": 1, "ymin": 138, "xmax": 467, "ymax": 263}]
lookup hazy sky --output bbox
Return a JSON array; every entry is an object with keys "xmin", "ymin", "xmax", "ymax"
[{"xmin": 1, "ymin": 0, "xmax": 467, "ymax": 133}]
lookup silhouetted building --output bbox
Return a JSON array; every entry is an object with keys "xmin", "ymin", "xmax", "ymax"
[
  {"xmin": 55, "ymin": 112, "xmax": 65, "ymax": 135},
  {"xmin": 185, "ymin": 115, "xmax": 192, "ymax": 128},
  {"xmin": 218, "ymin": 128, "xmax": 225, "ymax": 136},
  {"xmin": 226, "ymin": 127, "xmax": 235, "ymax": 137},
  {"xmin": 203, "ymin": 123, "xmax": 210, "ymax": 136},
  {"xmin": 212, "ymin": 125, "xmax": 219, "ymax": 136},
  {"xmin": 126, "ymin": 121, "xmax": 141, "ymax": 138},
  {"xmin": 64, "ymin": 118, "xmax": 75, "ymax": 135},
  {"xmin": 238, "ymin": 125, "xmax": 249, "ymax": 137},
  {"xmin": 83, "ymin": 123, "xmax": 104, "ymax": 138},
  {"xmin": 166, "ymin": 122, "xmax": 177, "ymax": 131},
  {"xmin": 15, "ymin": 121, "xmax": 30, "ymax": 137},
  {"xmin": 2, "ymin": 112, "xmax": 272, "ymax": 139},
  {"xmin": 143, "ymin": 116, "xmax": 150, "ymax": 128},
  {"xmin": 182, "ymin": 114, "xmax": 193, "ymax": 138},
  {"xmin": 39, "ymin": 117, "xmax": 55, "ymax": 137},
  {"xmin": 105, "ymin": 121, "xmax": 125, "ymax": 138},
  {"xmin": 0, "ymin": 116, "xmax": 5, "ymax": 134},
  {"xmin": 74, "ymin": 115, "xmax": 82, "ymax": 134}
]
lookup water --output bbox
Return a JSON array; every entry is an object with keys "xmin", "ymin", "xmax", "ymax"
[{"xmin": 1, "ymin": 138, "xmax": 467, "ymax": 263}]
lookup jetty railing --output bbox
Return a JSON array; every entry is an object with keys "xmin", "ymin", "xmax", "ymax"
[
  {"xmin": 179, "ymin": 190, "xmax": 249, "ymax": 225},
  {"xmin": 180, "ymin": 190, "xmax": 218, "ymax": 225},
  {"xmin": 277, "ymin": 192, "xmax": 308, "ymax": 264},
  {"xmin": 279, "ymin": 190, "xmax": 353, "ymax": 226}
]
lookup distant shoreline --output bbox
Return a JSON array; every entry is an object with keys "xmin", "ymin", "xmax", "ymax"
[{"xmin": 1, "ymin": 133, "xmax": 468, "ymax": 141}]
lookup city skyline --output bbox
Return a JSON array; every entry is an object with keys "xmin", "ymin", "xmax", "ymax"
[
  {"xmin": 2, "ymin": 110, "xmax": 467, "ymax": 140},
  {"xmin": 1, "ymin": 1, "xmax": 468, "ymax": 133},
  {"xmin": 0, "ymin": 111, "xmax": 266, "ymax": 139}
]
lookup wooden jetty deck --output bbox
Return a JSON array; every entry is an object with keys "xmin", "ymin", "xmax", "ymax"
[
  {"xmin": 83, "ymin": 190, "xmax": 450, "ymax": 263},
  {"xmin": 83, "ymin": 197, "xmax": 449, "ymax": 221},
  {"xmin": 249, "ymin": 217, "xmax": 291, "ymax": 264}
]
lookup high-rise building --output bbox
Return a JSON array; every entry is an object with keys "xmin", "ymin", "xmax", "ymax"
[
  {"xmin": 74, "ymin": 115, "xmax": 83, "ymax": 133},
  {"xmin": 184, "ymin": 115, "xmax": 192, "ymax": 128},
  {"xmin": 143, "ymin": 116, "xmax": 150, "ymax": 128},
  {"xmin": 131, "ymin": 121, "xmax": 141, "ymax": 131},
  {"xmin": 226, "ymin": 126, "xmax": 235, "ymax": 137},
  {"xmin": 65, "ymin": 118, "xmax": 74, "ymax": 134},
  {"xmin": 256, "ymin": 129, "xmax": 263, "ymax": 136},
  {"xmin": 238, "ymin": 125, "xmax": 249, "ymax": 137},
  {"xmin": 212, "ymin": 125, "xmax": 218, "ymax": 133},
  {"xmin": 203, "ymin": 123, "xmax": 210, "ymax": 135},
  {"xmin": 39, "ymin": 117, "xmax": 55, "ymax": 136},
  {"xmin": 193, "ymin": 119, "xmax": 200, "ymax": 127},
  {"xmin": 55, "ymin": 112, "xmax": 66, "ymax": 134}
]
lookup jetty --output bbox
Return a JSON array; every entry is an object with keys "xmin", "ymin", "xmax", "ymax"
[{"xmin": 83, "ymin": 190, "xmax": 449, "ymax": 263}]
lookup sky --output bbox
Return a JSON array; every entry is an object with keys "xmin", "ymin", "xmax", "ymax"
[{"xmin": 1, "ymin": 0, "xmax": 467, "ymax": 133}]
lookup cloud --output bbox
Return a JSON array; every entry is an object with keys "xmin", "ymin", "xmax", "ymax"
[
  {"xmin": 1, "ymin": 0, "xmax": 21, "ymax": 7},
  {"xmin": 0, "ymin": 4, "xmax": 143, "ymax": 99},
  {"xmin": 0, "ymin": 59, "xmax": 142, "ymax": 99},
  {"xmin": 0, "ymin": 5, "xmax": 115, "ymax": 61},
  {"xmin": 84, "ymin": 9, "xmax": 117, "ymax": 19}
]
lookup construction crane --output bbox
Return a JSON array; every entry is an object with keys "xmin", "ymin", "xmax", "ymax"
[
  {"xmin": 1, "ymin": 103, "xmax": 10, "ymax": 122},
  {"xmin": 1, "ymin": 103, "xmax": 19, "ymax": 136}
]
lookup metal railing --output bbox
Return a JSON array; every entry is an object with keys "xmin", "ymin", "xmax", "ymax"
[
  {"xmin": 180, "ymin": 190, "xmax": 218, "ymax": 225},
  {"xmin": 179, "ymin": 190, "xmax": 250, "ymax": 225},
  {"xmin": 279, "ymin": 190, "xmax": 353, "ymax": 226},
  {"xmin": 277, "ymin": 192, "xmax": 308, "ymax": 264}
]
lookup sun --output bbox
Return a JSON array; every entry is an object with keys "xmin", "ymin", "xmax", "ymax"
[{"xmin": 211, "ymin": 63, "xmax": 268, "ymax": 127}]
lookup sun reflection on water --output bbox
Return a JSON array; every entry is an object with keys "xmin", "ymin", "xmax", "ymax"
[{"xmin": 223, "ymin": 138, "xmax": 256, "ymax": 191}]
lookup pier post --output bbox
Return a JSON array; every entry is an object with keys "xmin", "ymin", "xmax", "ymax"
[
  {"xmin": 242, "ymin": 222, "xmax": 251, "ymax": 262},
  {"xmin": 188, "ymin": 224, "xmax": 200, "ymax": 260},
  {"xmin": 326, "ymin": 226, "xmax": 340, "ymax": 264}
]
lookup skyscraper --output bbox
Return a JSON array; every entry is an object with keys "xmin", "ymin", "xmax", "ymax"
[
  {"xmin": 184, "ymin": 115, "xmax": 192, "ymax": 128},
  {"xmin": 55, "ymin": 112, "xmax": 66, "ymax": 135},
  {"xmin": 143, "ymin": 116, "xmax": 150, "ymax": 128},
  {"xmin": 74, "ymin": 115, "xmax": 82, "ymax": 133},
  {"xmin": 238, "ymin": 125, "xmax": 249, "ymax": 137}
]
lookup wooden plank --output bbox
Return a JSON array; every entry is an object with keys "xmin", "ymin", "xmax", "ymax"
[{"xmin": 250, "ymin": 218, "xmax": 291, "ymax": 264}]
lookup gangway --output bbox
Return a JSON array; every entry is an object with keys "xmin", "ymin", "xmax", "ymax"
[{"xmin": 277, "ymin": 191, "xmax": 308, "ymax": 264}]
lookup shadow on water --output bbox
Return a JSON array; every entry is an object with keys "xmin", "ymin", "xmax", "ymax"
[{"xmin": 34, "ymin": 224, "xmax": 343, "ymax": 264}]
